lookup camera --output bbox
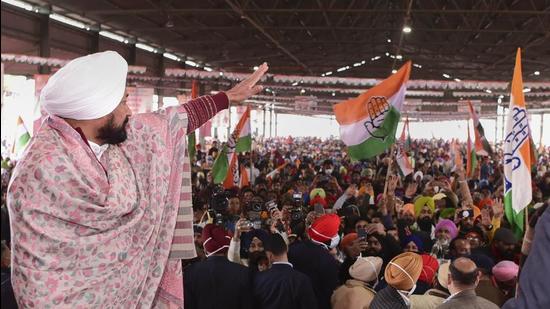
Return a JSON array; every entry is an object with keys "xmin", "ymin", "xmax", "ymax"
[
  {"xmin": 290, "ymin": 208, "xmax": 304, "ymax": 222},
  {"xmin": 208, "ymin": 186, "xmax": 230, "ymax": 225},
  {"xmin": 248, "ymin": 200, "xmax": 264, "ymax": 212}
]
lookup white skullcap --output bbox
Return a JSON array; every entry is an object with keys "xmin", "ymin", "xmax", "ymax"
[{"xmin": 40, "ymin": 51, "xmax": 128, "ymax": 120}]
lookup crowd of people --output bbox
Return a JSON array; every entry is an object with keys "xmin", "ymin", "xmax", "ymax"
[{"xmin": 2, "ymin": 136, "xmax": 549, "ymax": 308}]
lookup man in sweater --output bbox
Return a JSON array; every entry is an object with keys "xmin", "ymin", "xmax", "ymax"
[
  {"xmin": 436, "ymin": 257, "xmax": 499, "ymax": 309},
  {"xmin": 253, "ymin": 233, "xmax": 316, "ymax": 309}
]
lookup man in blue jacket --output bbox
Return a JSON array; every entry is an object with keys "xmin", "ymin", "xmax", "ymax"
[{"xmin": 253, "ymin": 233, "xmax": 317, "ymax": 309}]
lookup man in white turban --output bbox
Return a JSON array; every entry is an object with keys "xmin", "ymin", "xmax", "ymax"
[{"xmin": 7, "ymin": 50, "xmax": 268, "ymax": 308}]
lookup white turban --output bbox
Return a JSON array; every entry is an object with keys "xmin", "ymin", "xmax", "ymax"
[{"xmin": 40, "ymin": 51, "xmax": 128, "ymax": 120}]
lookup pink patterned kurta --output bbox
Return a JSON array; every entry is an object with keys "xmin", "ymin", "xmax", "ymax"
[{"xmin": 7, "ymin": 93, "xmax": 228, "ymax": 308}]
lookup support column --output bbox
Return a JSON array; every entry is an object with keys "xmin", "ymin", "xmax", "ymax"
[
  {"xmin": 269, "ymin": 105, "xmax": 273, "ymax": 137},
  {"xmin": 540, "ymin": 113, "xmax": 544, "ymax": 147},
  {"xmin": 262, "ymin": 104, "xmax": 267, "ymax": 138},
  {"xmin": 156, "ymin": 53, "xmax": 165, "ymax": 108},
  {"xmin": 128, "ymin": 43, "xmax": 137, "ymax": 65},
  {"xmin": 274, "ymin": 110, "xmax": 278, "ymax": 137},
  {"xmin": 39, "ymin": 12, "xmax": 51, "ymax": 74},
  {"xmin": 90, "ymin": 30, "xmax": 100, "ymax": 53}
]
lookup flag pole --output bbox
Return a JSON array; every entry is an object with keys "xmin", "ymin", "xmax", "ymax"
[{"xmin": 383, "ymin": 144, "xmax": 396, "ymax": 196}]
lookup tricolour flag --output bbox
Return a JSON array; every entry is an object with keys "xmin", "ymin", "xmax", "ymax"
[
  {"xmin": 266, "ymin": 162, "xmax": 288, "ymax": 180},
  {"xmin": 396, "ymin": 147, "xmax": 413, "ymax": 177},
  {"xmin": 333, "ymin": 61, "xmax": 411, "ymax": 160},
  {"xmin": 235, "ymin": 106, "xmax": 252, "ymax": 153},
  {"xmin": 14, "ymin": 116, "xmax": 31, "ymax": 155},
  {"xmin": 212, "ymin": 106, "xmax": 251, "ymax": 188},
  {"xmin": 503, "ymin": 48, "xmax": 532, "ymax": 237},
  {"xmin": 466, "ymin": 120, "xmax": 478, "ymax": 178},
  {"xmin": 467, "ymin": 100, "xmax": 493, "ymax": 156}
]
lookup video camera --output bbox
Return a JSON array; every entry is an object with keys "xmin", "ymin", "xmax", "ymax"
[{"xmin": 208, "ymin": 186, "xmax": 231, "ymax": 226}]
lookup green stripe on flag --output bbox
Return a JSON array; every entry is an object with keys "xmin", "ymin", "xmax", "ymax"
[
  {"xmin": 347, "ymin": 106, "xmax": 400, "ymax": 160},
  {"xmin": 235, "ymin": 135, "xmax": 252, "ymax": 153},
  {"xmin": 188, "ymin": 132, "xmax": 196, "ymax": 161},
  {"xmin": 504, "ymin": 191, "xmax": 525, "ymax": 239},
  {"xmin": 15, "ymin": 132, "xmax": 31, "ymax": 154},
  {"xmin": 211, "ymin": 145, "xmax": 229, "ymax": 184}
]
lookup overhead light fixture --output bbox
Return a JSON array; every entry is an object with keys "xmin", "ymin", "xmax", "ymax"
[
  {"xmin": 292, "ymin": 82, "xmax": 299, "ymax": 86},
  {"xmin": 392, "ymin": 69, "xmax": 397, "ymax": 74},
  {"xmin": 361, "ymin": 60, "xmax": 366, "ymax": 64},
  {"xmin": 300, "ymin": 89, "xmax": 306, "ymax": 94},
  {"xmin": 163, "ymin": 52, "xmax": 179, "ymax": 61},
  {"xmin": 321, "ymin": 73, "xmax": 325, "ymax": 77},
  {"xmin": 204, "ymin": 67, "xmax": 213, "ymax": 72},
  {"xmin": 442, "ymin": 73, "xmax": 451, "ymax": 78},
  {"xmin": 49, "ymin": 13, "xmax": 87, "ymax": 30},
  {"xmin": 385, "ymin": 52, "xmax": 390, "ymax": 56},
  {"xmin": 402, "ymin": 26, "xmax": 412, "ymax": 33},
  {"xmin": 413, "ymin": 63, "xmax": 422, "ymax": 68},
  {"xmin": 332, "ymin": 92, "xmax": 336, "ymax": 96},
  {"xmin": 325, "ymin": 71, "xmax": 333, "ymax": 76},
  {"xmin": 523, "ymin": 88, "xmax": 531, "ymax": 93},
  {"xmin": 534, "ymin": 71, "xmax": 540, "ymax": 76},
  {"xmin": 454, "ymin": 78, "xmax": 461, "ymax": 82},
  {"xmin": 136, "ymin": 43, "xmax": 157, "ymax": 53},
  {"xmin": 396, "ymin": 55, "xmax": 403, "ymax": 60},
  {"xmin": 99, "ymin": 30, "xmax": 127, "ymax": 43},
  {"xmin": 387, "ymin": 39, "xmax": 392, "ymax": 43},
  {"xmin": 219, "ymin": 72, "xmax": 224, "ymax": 76},
  {"xmin": 485, "ymin": 89, "xmax": 492, "ymax": 93},
  {"xmin": 353, "ymin": 62, "xmax": 362, "ymax": 67},
  {"xmin": 337, "ymin": 66, "xmax": 348, "ymax": 72},
  {"xmin": 372, "ymin": 56, "xmax": 381, "ymax": 61},
  {"xmin": 2, "ymin": 0, "xmax": 34, "ymax": 11},
  {"xmin": 184, "ymin": 60, "xmax": 198, "ymax": 67}
]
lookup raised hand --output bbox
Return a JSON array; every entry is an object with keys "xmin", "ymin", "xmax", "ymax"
[
  {"xmin": 225, "ymin": 63, "xmax": 269, "ymax": 104},
  {"xmin": 481, "ymin": 208, "xmax": 492, "ymax": 227},
  {"xmin": 493, "ymin": 198, "xmax": 504, "ymax": 219},
  {"xmin": 405, "ymin": 182, "xmax": 417, "ymax": 197}
]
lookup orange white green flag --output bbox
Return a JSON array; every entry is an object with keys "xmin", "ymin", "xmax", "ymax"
[
  {"xmin": 212, "ymin": 106, "xmax": 251, "ymax": 188},
  {"xmin": 333, "ymin": 61, "xmax": 411, "ymax": 160},
  {"xmin": 13, "ymin": 116, "xmax": 31, "ymax": 155},
  {"xmin": 504, "ymin": 48, "xmax": 532, "ymax": 235}
]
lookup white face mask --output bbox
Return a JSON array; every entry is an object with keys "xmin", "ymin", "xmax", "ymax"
[
  {"xmin": 388, "ymin": 261, "xmax": 417, "ymax": 297},
  {"xmin": 329, "ymin": 234, "xmax": 340, "ymax": 249}
]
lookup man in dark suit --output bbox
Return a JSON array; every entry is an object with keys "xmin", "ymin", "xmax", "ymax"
[
  {"xmin": 184, "ymin": 224, "xmax": 253, "ymax": 309},
  {"xmin": 436, "ymin": 257, "xmax": 499, "ymax": 309},
  {"xmin": 253, "ymin": 233, "xmax": 317, "ymax": 309},
  {"xmin": 288, "ymin": 214, "xmax": 341, "ymax": 309}
]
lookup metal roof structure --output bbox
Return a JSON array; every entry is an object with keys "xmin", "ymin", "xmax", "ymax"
[{"xmin": 2, "ymin": 0, "xmax": 549, "ymax": 120}]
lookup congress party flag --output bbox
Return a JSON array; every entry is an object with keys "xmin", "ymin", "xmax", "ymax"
[
  {"xmin": 14, "ymin": 116, "xmax": 31, "ymax": 155},
  {"xmin": 503, "ymin": 48, "xmax": 532, "ymax": 235},
  {"xmin": 212, "ymin": 106, "xmax": 251, "ymax": 188},
  {"xmin": 467, "ymin": 100, "xmax": 493, "ymax": 156},
  {"xmin": 235, "ymin": 106, "xmax": 252, "ymax": 153},
  {"xmin": 333, "ymin": 61, "xmax": 411, "ymax": 160}
]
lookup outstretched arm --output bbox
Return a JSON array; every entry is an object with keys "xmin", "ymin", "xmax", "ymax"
[{"xmin": 183, "ymin": 63, "xmax": 269, "ymax": 132}]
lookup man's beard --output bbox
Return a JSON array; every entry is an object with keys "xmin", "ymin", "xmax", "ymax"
[
  {"xmin": 97, "ymin": 115, "xmax": 129, "ymax": 145},
  {"xmin": 417, "ymin": 217, "xmax": 434, "ymax": 233},
  {"xmin": 248, "ymin": 251, "xmax": 267, "ymax": 265}
]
